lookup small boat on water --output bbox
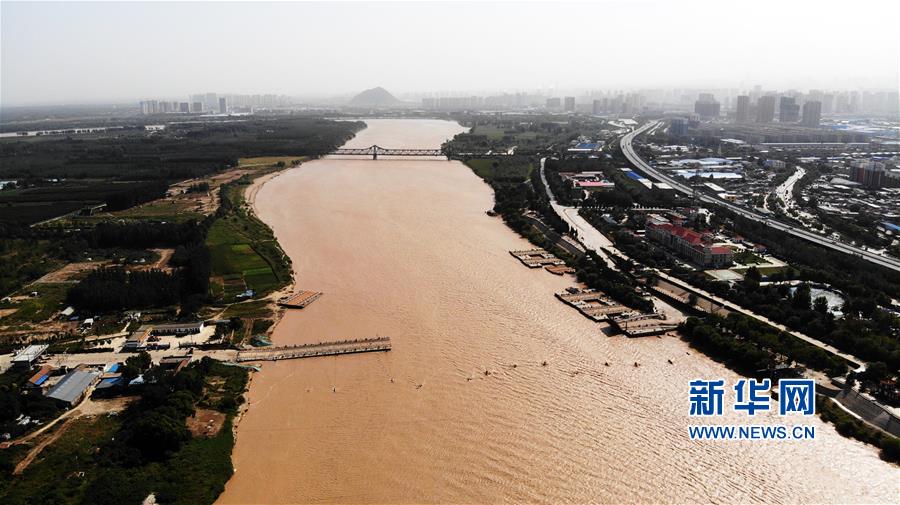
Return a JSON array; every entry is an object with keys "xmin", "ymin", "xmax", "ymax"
[{"xmin": 250, "ymin": 335, "xmax": 272, "ymax": 347}]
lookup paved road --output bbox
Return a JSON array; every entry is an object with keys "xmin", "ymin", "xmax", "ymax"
[
  {"xmin": 620, "ymin": 122, "xmax": 900, "ymax": 272},
  {"xmin": 538, "ymin": 158, "xmax": 618, "ymax": 269}
]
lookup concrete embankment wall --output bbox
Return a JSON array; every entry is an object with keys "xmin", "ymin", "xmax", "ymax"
[
  {"xmin": 522, "ymin": 213, "xmax": 585, "ymax": 258},
  {"xmin": 833, "ymin": 388, "xmax": 900, "ymax": 437}
]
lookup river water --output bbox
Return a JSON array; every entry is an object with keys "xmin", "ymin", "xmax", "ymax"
[{"xmin": 218, "ymin": 119, "xmax": 897, "ymax": 504}]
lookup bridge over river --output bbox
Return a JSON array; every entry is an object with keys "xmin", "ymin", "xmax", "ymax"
[
  {"xmin": 330, "ymin": 145, "xmax": 444, "ymax": 159},
  {"xmin": 329, "ymin": 145, "xmax": 538, "ymax": 160}
]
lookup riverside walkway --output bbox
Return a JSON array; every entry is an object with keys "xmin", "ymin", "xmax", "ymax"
[{"xmin": 235, "ymin": 337, "xmax": 391, "ymax": 362}]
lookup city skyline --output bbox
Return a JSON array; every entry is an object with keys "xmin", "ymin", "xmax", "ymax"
[{"xmin": 2, "ymin": 0, "xmax": 899, "ymax": 106}]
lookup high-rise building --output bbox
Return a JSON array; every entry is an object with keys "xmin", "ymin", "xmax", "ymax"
[
  {"xmin": 779, "ymin": 97, "xmax": 800, "ymax": 122},
  {"xmin": 694, "ymin": 94, "xmax": 720, "ymax": 119},
  {"xmin": 546, "ymin": 97, "xmax": 561, "ymax": 109},
  {"xmin": 756, "ymin": 96, "xmax": 776, "ymax": 123},
  {"xmin": 564, "ymin": 96, "xmax": 575, "ymax": 112},
  {"xmin": 179, "ymin": 102, "xmax": 190, "ymax": 113},
  {"xmin": 218, "ymin": 97, "xmax": 227, "ymax": 114},
  {"xmin": 191, "ymin": 102, "xmax": 203, "ymax": 113},
  {"xmin": 592, "ymin": 99, "xmax": 602, "ymax": 115},
  {"xmin": 670, "ymin": 118, "xmax": 689, "ymax": 136},
  {"xmin": 801, "ymin": 100, "xmax": 822, "ymax": 127},
  {"xmin": 822, "ymin": 94, "xmax": 835, "ymax": 114},
  {"xmin": 849, "ymin": 160, "xmax": 885, "ymax": 188},
  {"xmin": 735, "ymin": 95, "xmax": 750, "ymax": 123}
]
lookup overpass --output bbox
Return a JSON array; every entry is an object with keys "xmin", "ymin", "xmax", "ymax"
[{"xmin": 620, "ymin": 121, "xmax": 900, "ymax": 273}]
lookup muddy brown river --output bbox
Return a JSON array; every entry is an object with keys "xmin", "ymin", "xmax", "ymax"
[{"xmin": 218, "ymin": 119, "xmax": 897, "ymax": 504}]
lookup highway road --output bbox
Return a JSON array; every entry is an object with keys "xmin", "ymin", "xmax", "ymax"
[{"xmin": 620, "ymin": 121, "xmax": 900, "ymax": 272}]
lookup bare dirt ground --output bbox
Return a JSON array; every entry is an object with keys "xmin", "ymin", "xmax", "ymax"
[
  {"xmin": 186, "ymin": 408, "xmax": 226, "ymax": 438},
  {"xmin": 32, "ymin": 261, "xmax": 110, "ymax": 284},
  {"xmin": 127, "ymin": 248, "xmax": 175, "ymax": 273}
]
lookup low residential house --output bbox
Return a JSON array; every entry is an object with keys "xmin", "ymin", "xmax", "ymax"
[
  {"xmin": 646, "ymin": 222, "xmax": 733, "ymax": 269},
  {"xmin": 123, "ymin": 329, "xmax": 151, "ymax": 352},
  {"xmin": 27, "ymin": 364, "xmax": 54, "ymax": 390},
  {"xmin": 159, "ymin": 355, "xmax": 191, "ymax": 373},
  {"xmin": 151, "ymin": 322, "xmax": 204, "ymax": 336}
]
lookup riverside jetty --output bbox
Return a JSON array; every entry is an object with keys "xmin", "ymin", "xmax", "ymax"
[
  {"xmin": 278, "ymin": 290, "xmax": 323, "ymax": 308},
  {"xmin": 235, "ymin": 337, "xmax": 391, "ymax": 362}
]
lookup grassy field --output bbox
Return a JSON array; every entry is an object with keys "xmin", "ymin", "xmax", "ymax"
[
  {"xmin": 113, "ymin": 199, "xmax": 203, "ymax": 222},
  {"xmin": 469, "ymin": 125, "xmax": 539, "ymax": 142},
  {"xmin": 465, "ymin": 158, "xmax": 533, "ymax": 182},
  {"xmin": 0, "ymin": 416, "xmax": 122, "ymax": 504},
  {"xmin": 0, "ymin": 283, "xmax": 70, "ymax": 327},
  {"xmin": 755, "ymin": 265, "xmax": 787, "ymax": 276},
  {"xmin": 734, "ymin": 250, "xmax": 765, "ymax": 265},
  {"xmin": 219, "ymin": 300, "xmax": 271, "ymax": 319}
]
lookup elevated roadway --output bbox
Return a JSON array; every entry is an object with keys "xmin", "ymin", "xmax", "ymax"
[{"xmin": 620, "ymin": 121, "xmax": 900, "ymax": 273}]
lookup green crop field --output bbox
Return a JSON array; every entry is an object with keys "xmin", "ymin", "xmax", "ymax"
[{"xmin": 206, "ymin": 179, "xmax": 290, "ymax": 299}]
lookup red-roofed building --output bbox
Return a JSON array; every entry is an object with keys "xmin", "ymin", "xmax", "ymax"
[
  {"xmin": 647, "ymin": 223, "xmax": 733, "ymax": 268},
  {"xmin": 575, "ymin": 180, "xmax": 615, "ymax": 192}
]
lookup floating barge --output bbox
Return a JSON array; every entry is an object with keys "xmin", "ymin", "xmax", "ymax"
[
  {"xmin": 609, "ymin": 313, "xmax": 678, "ymax": 338},
  {"xmin": 545, "ymin": 265, "xmax": 575, "ymax": 275},
  {"xmin": 235, "ymin": 337, "xmax": 391, "ymax": 362},
  {"xmin": 556, "ymin": 288, "xmax": 630, "ymax": 322},
  {"xmin": 509, "ymin": 249, "xmax": 565, "ymax": 268},
  {"xmin": 278, "ymin": 290, "xmax": 323, "ymax": 309}
]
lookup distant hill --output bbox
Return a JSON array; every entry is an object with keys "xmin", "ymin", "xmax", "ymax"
[{"xmin": 348, "ymin": 87, "xmax": 402, "ymax": 107}]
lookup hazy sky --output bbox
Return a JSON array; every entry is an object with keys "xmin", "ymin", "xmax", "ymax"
[{"xmin": 2, "ymin": 0, "xmax": 898, "ymax": 105}]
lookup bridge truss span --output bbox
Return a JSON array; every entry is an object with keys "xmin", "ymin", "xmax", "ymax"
[{"xmin": 330, "ymin": 144, "xmax": 445, "ymax": 159}]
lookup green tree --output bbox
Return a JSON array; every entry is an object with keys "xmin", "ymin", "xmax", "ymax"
[
  {"xmin": 792, "ymin": 283, "xmax": 812, "ymax": 310},
  {"xmin": 744, "ymin": 266, "xmax": 761, "ymax": 289},
  {"xmin": 126, "ymin": 350, "xmax": 152, "ymax": 372},
  {"xmin": 813, "ymin": 296, "xmax": 829, "ymax": 314}
]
